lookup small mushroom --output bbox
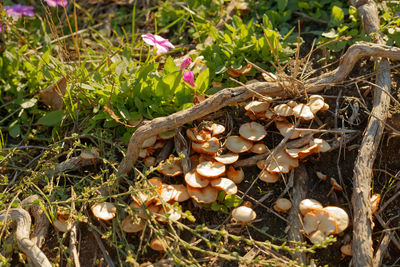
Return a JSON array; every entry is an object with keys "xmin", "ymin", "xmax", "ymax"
[
  {"xmin": 186, "ymin": 128, "xmax": 211, "ymax": 143},
  {"xmin": 310, "ymin": 138, "xmax": 331, "ymax": 153},
  {"xmin": 275, "ymin": 119, "xmax": 303, "ymax": 139},
  {"xmin": 121, "ymin": 217, "xmax": 145, "ymax": 233},
  {"xmin": 273, "ymin": 104, "xmax": 294, "ymax": 117},
  {"xmin": 142, "ymin": 136, "xmax": 157, "ymax": 148},
  {"xmin": 192, "ymin": 137, "xmax": 220, "ymax": 155},
  {"xmin": 244, "ymin": 101, "xmax": 270, "ymax": 114},
  {"xmin": 273, "ymin": 198, "xmax": 292, "ymax": 213},
  {"xmin": 323, "ymin": 206, "xmax": 349, "ymax": 234},
  {"xmin": 265, "ymin": 150, "xmax": 299, "ymax": 173},
  {"xmin": 285, "ymin": 143, "xmax": 319, "ymax": 159},
  {"xmin": 196, "ymin": 161, "xmax": 225, "ymax": 178},
  {"xmin": 239, "ymin": 122, "xmax": 267, "ymax": 142},
  {"xmin": 232, "ymin": 205, "xmax": 257, "ymax": 227},
  {"xmin": 185, "ymin": 171, "xmax": 210, "ymax": 188},
  {"xmin": 299, "ymin": 199, "xmax": 323, "ymax": 216},
  {"xmin": 150, "ymin": 237, "xmax": 169, "ymax": 251},
  {"xmin": 340, "ymin": 243, "xmax": 353, "ymax": 257},
  {"xmin": 143, "ymin": 156, "xmax": 156, "ymax": 167},
  {"xmin": 316, "ymin": 171, "xmax": 327, "ymax": 181},
  {"xmin": 227, "ymin": 166, "xmax": 245, "ymax": 184},
  {"xmin": 261, "ymin": 72, "xmax": 277, "ymax": 82},
  {"xmin": 214, "ymin": 153, "xmax": 239, "ymax": 165},
  {"xmin": 259, "ymin": 170, "xmax": 280, "ymax": 183},
  {"xmin": 370, "ymin": 193, "xmax": 381, "ymax": 214},
  {"xmin": 158, "ymin": 156, "xmax": 183, "ymax": 177},
  {"xmin": 330, "ymin": 178, "xmax": 343, "ymax": 191},
  {"xmin": 91, "ymin": 202, "xmax": 117, "ymax": 221},
  {"xmin": 225, "ymin": 136, "xmax": 253, "ymax": 153},
  {"xmin": 158, "ymin": 130, "xmax": 176, "ymax": 140},
  {"xmin": 211, "ymin": 178, "xmax": 238, "ymax": 195},
  {"xmin": 53, "ymin": 218, "xmax": 72, "ymax": 233},
  {"xmin": 187, "ymin": 185, "xmax": 219, "ymax": 203},
  {"xmin": 292, "ymin": 104, "xmax": 314, "ymax": 121},
  {"xmin": 251, "ymin": 143, "xmax": 269, "ymax": 154}
]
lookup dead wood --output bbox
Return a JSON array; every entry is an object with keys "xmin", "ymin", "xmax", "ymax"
[
  {"xmin": 373, "ymin": 231, "xmax": 394, "ymax": 267},
  {"xmin": 68, "ymin": 188, "xmax": 80, "ymax": 267},
  {"xmin": 0, "ymin": 208, "xmax": 51, "ymax": 267},
  {"xmin": 350, "ymin": 1, "xmax": 392, "ymax": 266},
  {"xmin": 118, "ymin": 42, "xmax": 400, "ymax": 175},
  {"xmin": 287, "ymin": 164, "xmax": 309, "ymax": 264},
  {"xmin": 50, "ymin": 156, "xmax": 101, "ymax": 176}
]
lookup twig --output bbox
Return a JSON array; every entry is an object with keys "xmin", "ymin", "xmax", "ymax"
[
  {"xmin": 68, "ymin": 188, "xmax": 80, "ymax": 267},
  {"xmin": 91, "ymin": 229, "xmax": 116, "ymax": 267},
  {"xmin": 373, "ymin": 231, "xmax": 394, "ymax": 267}
]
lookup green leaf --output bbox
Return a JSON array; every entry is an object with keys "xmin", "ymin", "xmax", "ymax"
[
  {"xmin": 277, "ymin": 0, "xmax": 288, "ymax": 13},
  {"xmin": 330, "ymin": 6, "xmax": 344, "ymax": 27},
  {"xmin": 224, "ymin": 195, "xmax": 243, "ymax": 208},
  {"xmin": 211, "ymin": 202, "xmax": 222, "ymax": 211},
  {"xmin": 38, "ymin": 110, "xmax": 64, "ymax": 126},
  {"xmin": 262, "ymin": 14, "xmax": 273, "ymax": 30},
  {"xmin": 164, "ymin": 56, "xmax": 178, "ymax": 74},
  {"xmin": 20, "ymin": 98, "xmax": 37, "ymax": 109},
  {"xmin": 9, "ymin": 120, "xmax": 20, "ymax": 138},
  {"xmin": 195, "ymin": 68, "xmax": 209, "ymax": 93}
]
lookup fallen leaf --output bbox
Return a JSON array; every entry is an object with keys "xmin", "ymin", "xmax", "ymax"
[{"xmin": 39, "ymin": 74, "xmax": 69, "ymax": 110}]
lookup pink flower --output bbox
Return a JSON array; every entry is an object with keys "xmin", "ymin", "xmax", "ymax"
[
  {"xmin": 141, "ymin": 33, "xmax": 175, "ymax": 54},
  {"xmin": 183, "ymin": 71, "xmax": 195, "ymax": 87},
  {"xmin": 45, "ymin": 0, "xmax": 68, "ymax": 7},
  {"xmin": 180, "ymin": 57, "xmax": 191, "ymax": 70},
  {"xmin": 4, "ymin": 4, "xmax": 35, "ymax": 18}
]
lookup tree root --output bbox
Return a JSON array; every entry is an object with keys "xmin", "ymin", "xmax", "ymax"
[
  {"xmin": 119, "ymin": 42, "xmax": 400, "ymax": 174},
  {"xmin": 0, "ymin": 208, "xmax": 51, "ymax": 267}
]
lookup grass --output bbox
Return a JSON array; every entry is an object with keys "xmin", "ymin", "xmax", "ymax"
[{"xmin": 1, "ymin": 0, "xmax": 400, "ymax": 266}]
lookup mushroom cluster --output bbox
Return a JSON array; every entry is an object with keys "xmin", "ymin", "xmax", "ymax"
[
  {"xmin": 299, "ymin": 199, "xmax": 349, "ymax": 244},
  {"xmin": 139, "ymin": 131, "xmax": 176, "ymax": 168}
]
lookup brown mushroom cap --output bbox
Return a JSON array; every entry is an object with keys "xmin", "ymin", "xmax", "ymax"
[
  {"xmin": 192, "ymin": 137, "xmax": 220, "ymax": 155},
  {"xmin": 261, "ymin": 72, "xmax": 277, "ymax": 82},
  {"xmin": 310, "ymin": 138, "xmax": 331, "ymax": 153},
  {"xmin": 227, "ymin": 166, "xmax": 245, "ymax": 184},
  {"xmin": 286, "ymin": 100, "xmax": 297, "ymax": 108},
  {"xmin": 299, "ymin": 198, "xmax": 323, "ymax": 216},
  {"xmin": 308, "ymin": 98, "xmax": 326, "ymax": 114},
  {"xmin": 187, "ymin": 185, "xmax": 219, "ymax": 203},
  {"xmin": 225, "ymin": 136, "xmax": 253, "ymax": 153},
  {"xmin": 370, "ymin": 193, "xmax": 381, "ymax": 215},
  {"xmin": 121, "ymin": 217, "xmax": 145, "ymax": 233},
  {"xmin": 169, "ymin": 184, "xmax": 190, "ymax": 202},
  {"xmin": 211, "ymin": 178, "xmax": 238, "ymax": 195},
  {"xmin": 239, "ymin": 122, "xmax": 267, "ymax": 142},
  {"xmin": 275, "ymin": 119, "xmax": 303, "ymax": 139},
  {"xmin": 91, "ymin": 202, "xmax": 117, "ymax": 221},
  {"xmin": 196, "ymin": 161, "xmax": 226, "ymax": 178},
  {"xmin": 308, "ymin": 229, "xmax": 328, "ymax": 245},
  {"xmin": 244, "ymin": 101, "xmax": 270, "ymax": 114},
  {"xmin": 273, "ymin": 198, "xmax": 292, "ymax": 213},
  {"xmin": 316, "ymin": 171, "xmax": 327, "ymax": 181},
  {"xmin": 273, "ymin": 104, "xmax": 294, "ymax": 117},
  {"xmin": 185, "ymin": 171, "xmax": 210, "ymax": 188},
  {"xmin": 251, "ymin": 143, "xmax": 269, "ymax": 154},
  {"xmin": 259, "ymin": 170, "xmax": 280, "ymax": 183},
  {"xmin": 143, "ymin": 156, "xmax": 156, "ymax": 167},
  {"xmin": 214, "ymin": 153, "xmax": 239, "ymax": 165},
  {"xmin": 158, "ymin": 157, "xmax": 183, "ymax": 177},
  {"xmin": 232, "ymin": 206, "xmax": 257, "ymax": 222},
  {"xmin": 341, "ymin": 244, "xmax": 353, "ymax": 256},
  {"xmin": 150, "ymin": 238, "xmax": 168, "ymax": 251},
  {"xmin": 323, "ymin": 206, "xmax": 349, "ymax": 234},
  {"xmin": 285, "ymin": 143, "xmax": 319, "ymax": 159},
  {"xmin": 330, "ymin": 178, "xmax": 343, "ymax": 191},
  {"xmin": 303, "ymin": 209, "xmax": 337, "ymax": 236},
  {"xmin": 266, "ymin": 150, "xmax": 299, "ymax": 173},
  {"xmin": 208, "ymin": 123, "xmax": 226, "ymax": 136},
  {"xmin": 53, "ymin": 219, "xmax": 72, "ymax": 233},
  {"xmin": 186, "ymin": 128, "xmax": 211, "ymax": 143},
  {"xmin": 293, "ymin": 104, "xmax": 314, "ymax": 121}
]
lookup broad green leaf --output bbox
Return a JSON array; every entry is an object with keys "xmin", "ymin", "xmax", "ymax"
[
  {"xmin": 330, "ymin": 6, "xmax": 344, "ymax": 27},
  {"xmin": 9, "ymin": 120, "xmax": 20, "ymax": 138},
  {"xmin": 195, "ymin": 68, "xmax": 209, "ymax": 93},
  {"xmin": 164, "ymin": 56, "xmax": 178, "ymax": 74},
  {"xmin": 277, "ymin": 0, "xmax": 288, "ymax": 13},
  {"xmin": 38, "ymin": 110, "xmax": 64, "ymax": 126},
  {"xmin": 224, "ymin": 195, "xmax": 243, "ymax": 208}
]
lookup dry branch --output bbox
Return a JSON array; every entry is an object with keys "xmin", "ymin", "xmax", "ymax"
[
  {"xmin": 0, "ymin": 208, "xmax": 51, "ymax": 267},
  {"xmin": 350, "ymin": 1, "xmax": 392, "ymax": 266},
  {"xmin": 119, "ymin": 42, "xmax": 400, "ymax": 174}
]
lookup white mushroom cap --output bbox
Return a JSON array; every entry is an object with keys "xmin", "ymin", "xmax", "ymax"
[
  {"xmin": 208, "ymin": 123, "xmax": 226, "ymax": 136},
  {"xmin": 293, "ymin": 104, "xmax": 314, "ymax": 121},
  {"xmin": 141, "ymin": 136, "xmax": 157, "ymax": 148},
  {"xmin": 308, "ymin": 229, "xmax": 328, "ymax": 245},
  {"xmin": 225, "ymin": 136, "xmax": 253, "ymax": 153},
  {"xmin": 273, "ymin": 198, "xmax": 292, "ymax": 213},
  {"xmin": 275, "ymin": 119, "xmax": 303, "ymax": 139},
  {"xmin": 323, "ymin": 206, "xmax": 349, "ymax": 234},
  {"xmin": 299, "ymin": 199, "xmax": 323, "ymax": 216},
  {"xmin": 308, "ymin": 98, "xmax": 326, "ymax": 114},
  {"xmin": 187, "ymin": 185, "xmax": 219, "ymax": 203},
  {"xmin": 259, "ymin": 170, "xmax": 280, "ymax": 183},
  {"xmin": 53, "ymin": 219, "xmax": 72, "ymax": 233},
  {"xmin": 121, "ymin": 217, "xmax": 145, "ymax": 233},
  {"xmin": 91, "ymin": 202, "xmax": 117, "ymax": 221},
  {"xmin": 227, "ymin": 166, "xmax": 245, "ymax": 184},
  {"xmin": 211, "ymin": 178, "xmax": 238, "ymax": 195},
  {"xmin": 264, "ymin": 110, "xmax": 276, "ymax": 120},
  {"xmin": 192, "ymin": 137, "xmax": 220, "ymax": 155},
  {"xmin": 169, "ymin": 184, "xmax": 190, "ymax": 202},
  {"xmin": 251, "ymin": 143, "xmax": 269, "ymax": 154},
  {"xmin": 273, "ymin": 104, "xmax": 294, "ymax": 117},
  {"xmin": 186, "ymin": 128, "xmax": 211, "ymax": 143},
  {"xmin": 239, "ymin": 122, "xmax": 267, "ymax": 142},
  {"xmin": 303, "ymin": 211, "xmax": 319, "ymax": 234},
  {"xmin": 341, "ymin": 243, "xmax": 353, "ymax": 256},
  {"xmin": 196, "ymin": 161, "xmax": 226, "ymax": 178},
  {"xmin": 266, "ymin": 150, "xmax": 299, "ymax": 173},
  {"xmin": 185, "ymin": 171, "xmax": 210, "ymax": 188},
  {"xmin": 244, "ymin": 101, "xmax": 270, "ymax": 113},
  {"xmin": 309, "ymin": 95, "xmax": 324, "ymax": 102},
  {"xmin": 150, "ymin": 238, "xmax": 168, "ymax": 251},
  {"xmin": 310, "ymin": 138, "xmax": 331, "ymax": 153},
  {"xmin": 214, "ymin": 153, "xmax": 239, "ymax": 165},
  {"xmin": 285, "ymin": 143, "xmax": 319, "ymax": 159},
  {"xmin": 303, "ymin": 209, "xmax": 337, "ymax": 236},
  {"xmin": 261, "ymin": 72, "xmax": 277, "ymax": 82},
  {"xmin": 286, "ymin": 100, "xmax": 297, "ymax": 108},
  {"xmin": 232, "ymin": 206, "xmax": 256, "ymax": 222},
  {"xmin": 370, "ymin": 193, "xmax": 381, "ymax": 215}
]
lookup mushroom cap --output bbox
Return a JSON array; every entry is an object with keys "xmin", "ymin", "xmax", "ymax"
[
  {"xmin": 370, "ymin": 193, "xmax": 381, "ymax": 215},
  {"xmin": 330, "ymin": 178, "xmax": 343, "ymax": 191},
  {"xmin": 310, "ymin": 138, "xmax": 331, "ymax": 153},
  {"xmin": 227, "ymin": 166, "xmax": 245, "ymax": 184},
  {"xmin": 80, "ymin": 150, "xmax": 98, "ymax": 160},
  {"xmin": 196, "ymin": 161, "xmax": 226, "ymax": 178},
  {"xmin": 232, "ymin": 206, "xmax": 256, "ymax": 222},
  {"xmin": 225, "ymin": 136, "xmax": 253, "ymax": 153},
  {"xmin": 308, "ymin": 98, "xmax": 326, "ymax": 114},
  {"xmin": 303, "ymin": 209, "xmax": 337, "ymax": 236},
  {"xmin": 341, "ymin": 244, "xmax": 353, "ymax": 256},
  {"xmin": 53, "ymin": 219, "xmax": 72, "ymax": 233},
  {"xmin": 285, "ymin": 143, "xmax": 319, "ymax": 159},
  {"xmin": 239, "ymin": 122, "xmax": 267, "ymax": 142},
  {"xmin": 186, "ymin": 128, "xmax": 211, "ymax": 143},
  {"xmin": 303, "ymin": 211, "xmax": 319, "ymax": 234},
  {"xmin": 316, "ymin": 171, "xmax": 327, "ymax": 181},
  {"xmin": 286, "ymin": 100, "xmax": 297, "ymax": 108},
  {"xmin": 91, "ymin": 202, "xmax": 117, "ymax": 221},
  {"xmin": 323, "ymin": 206, "xmax": 349, "ymax": 234},
  {"xmin": 141, "ymin": 135, "xmax": 157, "ymax": 148},
  {"xmin": 121, "ymin": 217, "xmax": 145, "ymax": 233},
  {"xmin": 308, "ymin": 229, "xmax": 328, "ymax": 245},
  {"xmin": 264, "ymin": 110, "xmax": 276, "ymax": 120},
  {"xmin": 160, "ymin": 184, "xmax": 179, "ymax": 202},
  {"xmin": 292, "ymin": 104, "xmax": 314, "ymax": 121},
  {"xmin": 266, "ymin": 150, "xmax": 299, "ymax": 173},
  {"xmin": 150, "ymin": 238, "xmax": 168, "ymax": 251},
  {"xmin": 251, "ymin": 143, "xmax": 269, "ymax": 154},
  {"xmin": 153, "ymin": 140, "xmax": 166, "ymax": 149},
  {"xmin": 158, "ymin": 157, "xmax": 183, "ymax": 177},
  {"xmin": 299, "ymin": 199, "xmax": 323, "ymax": 216},
  {"xmin": 261, "ymin": 72, "xmax": 277, "ymax": 82},
  {"xmin": 275, "ymin": 119, "xmax": 303, "ymax": 139},
  {"xmin": 309, "ymin": 95, "xmax": 324, "ymax": 102},
  {"xmin": 207, "ymin": 123, "xmax": 226, "ymax": 136},
  {"xmin": 273, "ymin": 104, "xmax": 294, "ymax": 117},
  {"xmin": 211, "ymin": 178, "xmax": 238, "ymax": 195},
  {"xmin": 214, "ymin": 153, "xmax": 239, "ymax": 165},
  {"xmin": 185, "ymin": 171, "xmax": 210, "ymax": 188},
  {"xmin": 273, "ymin": 198, "xmax": 292, "ymax": 213},
  {"xmin": 259, "ymin": 170, "xmax": 280, "ymax": 183},
  {"xmin": 187, "ymin": 185, "xmax": 219, "ymax": 203},
  {"xmin": 244, "ymin": 101, "xmax": 270, "ymax": 113},
  {"xmin": 192, "ymin": 137, "xmax": 220, "ymax": 155}
]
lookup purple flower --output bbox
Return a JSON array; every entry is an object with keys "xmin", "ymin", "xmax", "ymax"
[
  {"xmin": 180, "ymin": 57, "xmax": 191, "ymax": 70},
  {"xmin": 45, "ymin": 0, "xmax": 68, "ymax": 7},
  {"xmin": 183, "ymin": 71, "xmax": 195, "ymax": 87},
  {"xmin": 141, "ymin": 33, "xmax": 175, "ymax": 55},
  {"xmin": 4, "ymin": 4, "xmax": 35, "ymax": 18}
]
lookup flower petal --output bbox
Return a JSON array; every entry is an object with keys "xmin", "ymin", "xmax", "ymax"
[
  {"xmin": 183, "ymin": 71, "xmax": 195, "ymax": 87},
  {"xmin": 141, "ymin": 33, "xmax": 156, "ymax": 46},
  {"xmin": 155, "ymin": 43, "xmax": 169, "ymax": 54}
]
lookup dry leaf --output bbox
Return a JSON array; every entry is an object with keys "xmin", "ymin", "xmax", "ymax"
[{"xmin": 39, "ymin": 74, "xmax": 69, "ymax": 110}]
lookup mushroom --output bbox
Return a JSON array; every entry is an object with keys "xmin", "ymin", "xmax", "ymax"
[
  {"xmin": 214, "ymin": 153, "xmax": 239, "ymax": 165},
  {"xmin": 330, "ymin": 178, "xmax": 343, "ymax": 191},
  {"xmin": 121, "ymin": 217, "xmax": 145, "ymax": 233},
  {"xmin": 143, "ymin": 156, "xmax": 156, "ymax": 167},
  {"xmin": 322, "ymin": 206, "xmax": 349, "ymax": 234},
  {"xmin": 158, "ymin": 130, "xmax": 176, "ymax": 140},
  {"xmin": 185, "ymin": 171, "xmax": 210, "ymax": 188},
  {"xmin": 273, "ymin": 104, "xmax": 294, "ymax": 117},
  {"xmin": 275, "ymin": 119, "xmax": 303, "ymax": 139},
  {"xmin": 187, "ymin": 185, "xmax": 219, "ymax": 203},
  {"xmin": 292, "ymin": 104, "xmax": 314, "ymax": 121},
  {"xmin": 158, "ymin": 156, "xmax": 183, "ymax": 177},
  {"xmin": 239, "ymin": 122, "xmax": 267, "ymax": 142},
  {"xmin": 261, "ymin": 72, "xmax": 277, "ymax": 82},
  {"xmin": 303, "ymin": 209, "xmax": 337, "ymax": 244},
  {"xmin": 316, "ymin": 171, "xmax": 327, "ymax": 181},
  {"xmin": 192, "ymin": 137, "xmax": 220, "ymax": 155},
  {"xmin": 53, "ymin": 218, "xmax": 72, "ymax": 233},
  {"xmin": 370, "ymin": 193, "xmax": 381, "ymax": 214},
  {"xmin": 205, "ymin": 123, "xmax": 226, "ymax": 136},
  {"xmin": 211, "ymin": 178, "xmax": 238, "ymax": 195},
  {"xmin": 273, "ymin": 198, "xmax": 292, "ymax": 213},
  {"xmin": 244, "ymin": 101, "xmax": 270, "ymax": 114},
  {"xmin": 308, "ymin": 97, "xmax": 326, "ymax": 114},
  {"xmin": 196, "ymin": 161, "xmax": 225, "ymax": 178},
  {"xmin": 299, "ymin": 199, "xmax": 323, "ymax": 216},
  {"xmin": 251, "ymin": 143, "xmax": 269, "ymax": 154},
  {"xmin": 142, "ymin": 136, "xmax": 157, "ymax": 148},
  {"xmin": 150, "ymin": 237, "xmax": 169, "ymax": 251},
  {"xmin": 340, "ymin": 243, "xmax": 353, "ymax": 257},
  {"xmin": 265, "ymin": 150, "xmax": 299, "ymax": 173},
  {"xmin": 186, "ymin": 128, "xmax": 211, "ymax": 143},
  {"xmin": 232, "ymin": 205, "xmax": 257, "ymax": 227},
  {"xmin": 227, "ymin": 166, "xmax": 245, "ymax": 184},
  {"xmin": 285, "ymin": 143, "xmax": 319, "ymax": 159},
  {"xmin": 310, "ymin": 138, "xmax": 331, "ymax": 153},
  {"xmin": 259, "ymin": 170, "xmax": 280, "ymax": 183},
  {"xmin": 91, "ymin": 202, "xmax": 117, "ymax": 221},
  {"xmin": 225, "ymin": 136, "xmax": 253, "ymax": 153}
]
